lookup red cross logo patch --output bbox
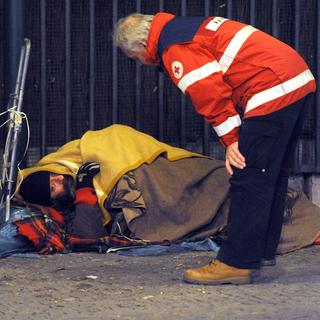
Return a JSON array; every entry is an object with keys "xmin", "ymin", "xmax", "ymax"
[{"xmin": 171, "ymin": 61, "xmax": 183, "ymax": 79}]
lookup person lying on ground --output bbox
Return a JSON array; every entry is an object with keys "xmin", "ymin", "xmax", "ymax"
[
  {"xmin": 14, "ymin": 124, "xmax": 228, "ymax": 247},
  {"xmin": 5, "ymin": 124, "xmax": 319, "ymax": 262},
  {"xmin": 18, "ymin": 161, "xmax": 107, "ymax": 240}
]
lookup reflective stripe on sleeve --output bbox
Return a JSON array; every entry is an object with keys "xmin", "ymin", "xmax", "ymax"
[
  {"xmin": 219, "ymin": 25, "xmax": 257, "ymax": 74},
  {"xmin": 178, "ymin": 60, "xmax": 221, "ymax": 93},
  {"xmin": 213, "ymin": 114, "xmax": 242, "ymax": 137},
  {"xmin": 245, "ymin": 69, "xmax": 315, "ymax": 113}
]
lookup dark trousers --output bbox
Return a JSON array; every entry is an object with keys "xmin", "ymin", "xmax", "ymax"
[{"xmin": 217, "ymin": 95, "xmax": 311, "ymax": 269}]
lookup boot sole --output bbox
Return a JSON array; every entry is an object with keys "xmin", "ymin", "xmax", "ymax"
[
  {"xmin": 261, "ymin": 259, "xmax": 276, "ymax": 267},
  {"xmin": 183, "ymin": 275, "xmax": 251, "ymax": 285}
]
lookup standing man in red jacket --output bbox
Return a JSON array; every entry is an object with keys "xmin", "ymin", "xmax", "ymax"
[{"xmin": 113, "ymin": 13, "xmax": 316, "ymax": 285}]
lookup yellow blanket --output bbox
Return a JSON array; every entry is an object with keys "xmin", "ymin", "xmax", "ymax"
[{"xmin": 18, "ymin": 125, "xmax": 204, "ymax": 224}]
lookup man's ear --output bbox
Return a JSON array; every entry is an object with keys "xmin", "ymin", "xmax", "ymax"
[{"xmin": 57, "ymin": 175, "xmax": 65, "ymax": 182}]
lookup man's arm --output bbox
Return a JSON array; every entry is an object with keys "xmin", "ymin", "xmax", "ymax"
[
  {"xmin": 162, "ymin": 42, "xmax": 241, "ymax": 147},
  {"xmin": 67, "ymin": 162, "xmax": 107, "ymax": 238},
  {"xmin": 162, "ymin": 43, "xmax": 245, "ymax": 173}
]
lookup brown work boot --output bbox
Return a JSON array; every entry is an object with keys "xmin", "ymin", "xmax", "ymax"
[{"xmin": 183, "ymin": 259, "xmax": 251, "ymax": 285}]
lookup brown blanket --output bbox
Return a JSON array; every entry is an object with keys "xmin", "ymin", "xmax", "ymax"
[
  {"xmin": 105, "ymin": 156, "xmax": 320, "ymax": 254},
  {"xmin": 277, "ymin": 189, "xmax": 320, "ymax": 253}
]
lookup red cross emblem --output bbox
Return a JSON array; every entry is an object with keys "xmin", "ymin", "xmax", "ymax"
[{"xmin": 172, "ymin": 61, "xmax": 183, "ymax": 79}]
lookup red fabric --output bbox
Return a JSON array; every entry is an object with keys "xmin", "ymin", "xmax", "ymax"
[
  {"xmin": 146, "ymin": 13, "xmax": 316, "ymax": 147},
  {"xmin": 66, "ymin": 235, "xmax": 131, "ymax": 246},
  {"xmin": 47, "ymin": 207, "xmax": 64, "ymax": 224},
  {"xmin": 146, "ymin": 12, "xmax": 174, "ymax": 64},
  {"xmin": 13, "ymin": 207, "xmax": 144, "ymax": 254},
  {"xmin": 11, "ymin": 200, "xmax": 148, "ymax": 255},
  {"xmin": 75, "ymin": 188, "xmax": 98, "ymax": 205},
  {"xmin": 13, "ymin": 206, "xmax": 66, "ymax": 254},
  {"xmin": 219, "ymin": 127, "xmax": 239, "ymax": 147},
  {"xmin": 314, "ymin": 233, "xmax": 320, "ymax": 245}
]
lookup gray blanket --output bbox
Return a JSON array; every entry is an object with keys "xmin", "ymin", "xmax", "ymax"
[{"xmin": 105, "ymin": 156, "xmax": 320, "ymax": 254}]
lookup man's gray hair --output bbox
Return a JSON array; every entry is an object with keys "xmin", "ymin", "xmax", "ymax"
[{"xmin": 113, "ymin": 13, "xmax": 154, "ymax": 51}]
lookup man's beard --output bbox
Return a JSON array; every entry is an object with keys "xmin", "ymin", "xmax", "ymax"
[{"xmin": 51, "ymin": 175, "xmax": 76, "ymax": 213}]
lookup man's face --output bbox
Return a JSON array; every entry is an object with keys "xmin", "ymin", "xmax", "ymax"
[
  {"xmin": 123, "ymin": 46, "xmax": 148, "ymax": 64},
  {"xmin": 50, "ymin": 174, "xmax": 65, "ymax": 199},
  {"xmin": 122, "ymin": 42, "xmax": 157, "ymax": 66},
  {"xmin": 50, "ymin": 174, "xmax": 76, "ymax": 211}
]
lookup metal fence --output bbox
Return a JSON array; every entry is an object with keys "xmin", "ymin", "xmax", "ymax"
[{"xmin": 0, "ymin": 0, "xmax": 319, "ymax": 173}]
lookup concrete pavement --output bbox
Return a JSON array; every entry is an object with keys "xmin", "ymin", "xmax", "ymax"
[{"xmin": 0, "ymin": 245, "xmax": 320, "ymax": 319}]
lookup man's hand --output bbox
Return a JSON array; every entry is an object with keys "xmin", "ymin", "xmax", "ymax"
[
  {"xmin": 76, "ymin": 162, "xmax": 100, "ymax": 189},
  {"xmin": 225, "ymin": 141, "xmax": 246, "ymax": 175}
]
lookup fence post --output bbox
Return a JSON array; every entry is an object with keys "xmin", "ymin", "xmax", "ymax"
[
  {"xmin": 64, "ymin": 0, "xmax": 71, "ymax": 142},
  {"xmin": 40, "ymin": 0, "xmax": 47, "ymax": 157},
  {"xmin": 3, "ymin": 0, "xmax": 27, "ymax": 180},
  {"xmin": 3, "ymin": 0, "xmax": 27, "ymax": 110}
]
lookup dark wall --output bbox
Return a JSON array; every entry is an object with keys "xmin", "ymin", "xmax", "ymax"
[{"xmin": 0, "ymin": 0, "xmax": 319, "ymax": 172}]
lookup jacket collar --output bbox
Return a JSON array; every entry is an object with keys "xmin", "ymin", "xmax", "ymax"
[{"xmin": 146, "ymin": 12, "xmax": 175, "ymax": 65}]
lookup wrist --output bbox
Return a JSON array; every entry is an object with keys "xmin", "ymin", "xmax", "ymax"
[{"xmin": 75, "ymin": 179, "xmax": 94, "ymax": 190}]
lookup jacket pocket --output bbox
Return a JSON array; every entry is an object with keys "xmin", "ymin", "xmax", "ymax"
[{"xmin": 238, "ymin": 118, "xmax": 283, "ymax": 170}]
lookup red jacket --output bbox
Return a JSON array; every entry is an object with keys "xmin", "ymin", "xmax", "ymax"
[{"xmin": 146, "ymin": 13, "xmax": 316, "ymax": 147}]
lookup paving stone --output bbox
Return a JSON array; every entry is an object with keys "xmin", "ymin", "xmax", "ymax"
[{"xmin": 0, "ymin": 246, "xmax": 319, "ymax": 319}]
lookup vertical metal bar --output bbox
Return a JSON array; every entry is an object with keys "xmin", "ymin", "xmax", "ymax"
[
  {"xmin": 158, "ymin": 0, "xmax": 164, "ymax": 141},
  {"xmin": 203, "ymin": 0, "xmax": 210, "ymax": 155},
  {"xmin": 180, "ymin": 0, "xmax": 187, "ymax": 148},
  {"xmin": 204, "ymin": 0, "xmax": 210, "ymax": 16},
  {"xmin": 3, "ymin": 0, "xmax": 26, "ymax": 107},
  {"xmin": 89, "ymin": 0, "xmax": 95, "ymax": 130},
  {"xmin": 294, "ymin": 0, "xmax": 300, "ymax": 52},
  {"xmin": 65, "ymin": 0, "xmax": 71, "ymax": 141},
  {"xmin": 2, "ymin": 0, "xmax": 27, "ymax": 190},
  {"xmin": 227, "ymin": 0, "xmax": 233, "ymax": 19},
  {"xmin": 40, "ymin": 0, "xmax": 47, "ymax": 157},
  {"xmin": 5, "ymin": 39, "xmax": 31, "ymax": 221},
  {"xmin": 272, "ymin": 0, "xmax": 278, "ymax": 37},
  {"xmin": 112, "ymin": 0, "xmax": 118, "ymax": 123},
  {"xmin": 293, "ymin": 0, "xmax": 300, "ymax": 172},
  {"xmin": 317, "ymin": 0, "xmax": 320, "ymax": 172},
  {"xmin": 135, "ymin": 0, "xmax": 141, "ymax": 130},
  {"xmin": 250, "ymin": 0, "xmax": 256, "ymax": 26}
]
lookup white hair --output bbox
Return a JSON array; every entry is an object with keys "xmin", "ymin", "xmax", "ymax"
[{"xmin": 113, "ymin": 13, "xmax": 154, "ymax": 51}]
